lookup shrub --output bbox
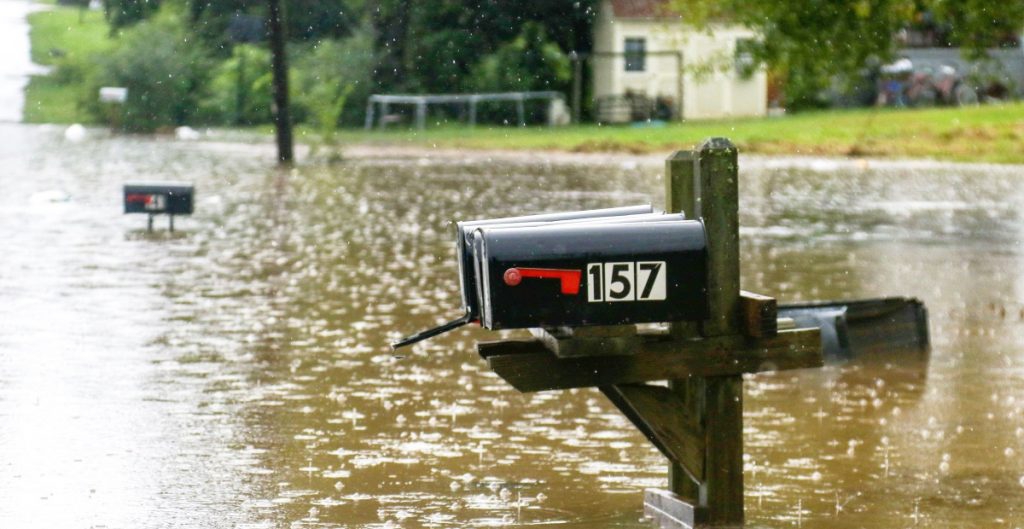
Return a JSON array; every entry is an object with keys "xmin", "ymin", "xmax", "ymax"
[
  {"xmin": 292, "ymin": 25, "xmax": 376, "ymax": 128},
  {"xmin": 198, "ymin": 44, "xmax": 274, "ymax": 125},
  {"xmin": 467, "ymin": 22, "xmax": 571, "ymax": 125},
  {"xmin": 82, "ymin": 10, "xmax": 209, "ymax": 132},
  {"xmin": 101, "ymin": 0, "xmax": 161, "ymax": 31},
  {"xmin": 470, "ymin": 22, "xmax": 571, "ymax": 93}
]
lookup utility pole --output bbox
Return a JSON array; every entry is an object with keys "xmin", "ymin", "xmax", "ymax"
[{"xmin": 267, "ymin": 0, "xmax": 293, "ymax": 164}]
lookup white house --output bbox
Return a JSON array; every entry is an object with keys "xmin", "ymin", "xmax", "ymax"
[{"xmin": 591, "ymin": 0, "xmax": 767, "ymax": 121}]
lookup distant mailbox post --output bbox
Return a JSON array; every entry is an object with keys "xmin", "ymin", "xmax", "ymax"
[
  {"xmin": 99, "ymin": 87, "xmax": 128, "ymax": 104},
  {"xmin": 123, "ymin": 181, "xmax": 194, "ymax": 232},
  {"xmin": 99, "ymin": 87, "xmax": 128, "ymax": 130}
]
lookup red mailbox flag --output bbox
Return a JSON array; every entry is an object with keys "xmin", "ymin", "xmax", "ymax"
[{"xmin": 503, "ymin": 267, "xmax": 582, "ymax": 295}]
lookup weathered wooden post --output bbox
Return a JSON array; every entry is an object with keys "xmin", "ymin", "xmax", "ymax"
[{"xmin": 661, "ymin": 138, "xmax": 744, "ymax": 526}]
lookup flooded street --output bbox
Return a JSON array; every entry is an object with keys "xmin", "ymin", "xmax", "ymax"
[
  {"xmin": 0, "ymin": 1, "xmax": 45, "ymax": 122},
  {"xmin": 0, "ymin": 123, "xmax": 1023, "ymax": 528}
]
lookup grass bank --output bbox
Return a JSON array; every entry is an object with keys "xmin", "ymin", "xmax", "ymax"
[
  {"xmin": 24, "ymin": 3, "xmax": 1024, "ymax": 164},
  {"xmin": 24, "ymin": 3, "xmax": 111, "ymax": 124},
  {"xmin": 340, "ymin": 103, "xmax": 1024, "ymax": 164}
]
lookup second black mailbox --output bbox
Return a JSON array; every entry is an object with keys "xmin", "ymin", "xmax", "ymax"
[
  {"xmin": 472, "ymin": 220, "xmax": 709, "ymax": 329},
  {"xmin": 124, "ymin": 182, "xmax": 194, "ymax": 215}
]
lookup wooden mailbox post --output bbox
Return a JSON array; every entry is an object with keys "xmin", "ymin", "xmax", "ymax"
[{"xmin": 477, "ymin": 138, "xmax": 824, "ymax": 528}]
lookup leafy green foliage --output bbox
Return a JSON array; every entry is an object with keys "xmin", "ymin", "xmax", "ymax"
[
  {"xmin": 371, "ymin": 0, "xmax": 597, "ymax": 94},
  {"xmin": 470, "ymin": 22, "xmax": 571, "ymax": 92},
  {"xmin": 292, "ymin": 26, "xmax": 375, "ymax": 127},
  {"xmin": 930, "ymin": 0, "xmax": 1024, "ymax": 57},
  {"xmin": 82, "ymin": 11, "xmax": 210, "ymax": 131},
  {"xmin": 199, "ymin": 44, "xmax": 273, "ymax": 125},
  {"xmin": 673, "ymin": 0, "xmax": 918, "ymax": 109},
  {"xmin": 102, "ymin": 0, "xmax": 161, "ymax": 31},
  {"xmin": 187, "ymin": 0, "xmax": 356, "ymax": 52},
  {"xmin": 671, "ymin": 0, "xmax": 1024, "ymax": 109}
]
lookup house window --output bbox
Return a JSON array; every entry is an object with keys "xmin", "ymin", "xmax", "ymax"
[
  {"xmin": 624, "ymin": 38, "xmax": 646, "ymax": 72},
  {"xmin": 735, "ymin": 38, "xmax": 757, "ymax": 78}
]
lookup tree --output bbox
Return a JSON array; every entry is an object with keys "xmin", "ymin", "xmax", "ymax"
[
  {"xmin": 470, "ymin": 22, "xmax": 571, "ymax": 92},
  {"xmin": 102, "ymin": 0, "xmax": 162, "ymax": 31},
  {"xmin": 929, "ymin": 0, "xmax": 1024, "ymax": 58},
  {"xmin": 85, "ymin": 12, "xmax": 210, "ymax": 131},
  {"xmin": 673, "ymin": 0, "xmax": 918, "ymax": 108},
  {"xmin": 371, "ymin": 0, "xmax": 597, "ymax": 94},
  {"xmin": 671, "ymin": 0, "xmax": 1024, "ymax": 108}
]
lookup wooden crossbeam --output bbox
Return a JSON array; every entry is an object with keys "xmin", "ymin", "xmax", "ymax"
[
  {"xmin": 740, "ymin": 291, "xmax": 778, "ymax": 338},
  {"xmin": 478, "ymin": 327, "xmax": 822, "ymax": 393},
  {"xmin": 601, "ymin": 384, "xmax": 705, "ymax": 483}
]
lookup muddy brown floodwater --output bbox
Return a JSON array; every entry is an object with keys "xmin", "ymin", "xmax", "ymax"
[{"xmin": 1, "ymin": 124, "xmax": 1023, "ymax": 528}]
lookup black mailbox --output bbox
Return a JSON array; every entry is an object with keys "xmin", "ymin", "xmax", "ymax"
[
  {"xmin": 124, "ymin": 182, "xmax": 194, "ymax": 215},
  {"xmin": 124, "ymin": 181, "xmax": 194, "ymax": 231},
  {"xmin": 393, "ymin": 206, "xmax": 707, "ymax": 349},
  {"xmin": 472, "ymin": 221, "xmax": 708, "ymax": 329}
]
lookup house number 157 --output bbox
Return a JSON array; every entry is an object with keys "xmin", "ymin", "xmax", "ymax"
[{"xmin": 586, "ymin": 261, "xmax": 667, "ymax": 302}]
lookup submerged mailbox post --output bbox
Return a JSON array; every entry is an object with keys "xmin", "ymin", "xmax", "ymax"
[
  {"xmin": 394, "ymin": 138, "xmax": 825, "ymax": 529},
  {"xmin": 123, "ymin": 181, "xmax": 194, "ymax": 232},
  {"xmin": 472, "ymin": 139, "xmax": 823, "ymax": 528}
]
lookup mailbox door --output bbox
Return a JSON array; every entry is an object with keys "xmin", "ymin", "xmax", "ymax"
[{"xmin": 475, "ymin": 220, "xmax": 708, "ymax": 329}]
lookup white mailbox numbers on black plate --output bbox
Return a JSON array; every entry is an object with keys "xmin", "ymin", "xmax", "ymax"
[{"xmin": 587, "ymin": 261, "xmax": 667, "ymax": 302}]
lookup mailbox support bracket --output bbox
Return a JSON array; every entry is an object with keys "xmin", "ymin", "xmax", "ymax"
[{"xmin": 477, "ymin": 139, "xmax": 825, "ymax": 528}]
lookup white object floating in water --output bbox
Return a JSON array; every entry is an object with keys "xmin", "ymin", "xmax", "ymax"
[
  {"xmin": 29, "ymin": 189, "xmax": 72, "ymax": 204},
  {"xmin": 64, "ymin": 124, "xmax": 86, "ymax": 142},
  {"xmin": 175, "ymin": 126, "xmax": 201, "ymax": 140}
]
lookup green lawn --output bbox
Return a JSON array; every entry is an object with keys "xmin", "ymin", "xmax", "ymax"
[
  {"xmin": 339, "ymin": 103, "xmax": 1024, "ymax": 164},
  {"xmin": 23, "ymin": 75, "xmax": 83, "ymax": 123},
  {"xmin": 23, "ymin": 4, "xmax": 112, "ymax": 124},
  {"xmin": 24, "ymin": 3, "xmax": 1024, "ymax": 164}
]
